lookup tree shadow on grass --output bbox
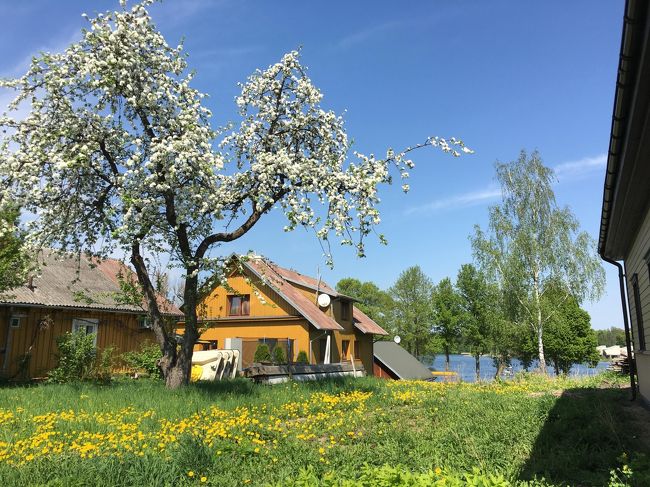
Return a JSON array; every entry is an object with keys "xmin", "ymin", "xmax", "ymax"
[
  {"xmin": 286, "ymin": 376, "xmax": 383, "ymax": 394},
  {"xmin": 190, "ymin": 377, "xmax": 258, "ymax": 396},
  {"xmin": 519, "ymin": 386, "xmax": 650, "ymax": 486}
]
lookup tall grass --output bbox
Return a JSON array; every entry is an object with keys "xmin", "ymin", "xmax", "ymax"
[{"xmin": 0, "ymin": 372, "xmax": 646, "ymax": 486}]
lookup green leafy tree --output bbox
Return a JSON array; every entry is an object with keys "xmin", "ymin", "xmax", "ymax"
[
  {"xmin": 456, "ymin": 264, "xmax": 493, "ymax": 380},
  {"xmin": 335, "ymin": 278, "xmax": 394, "ymax": 333},
  {"xmin": 596, "ymin": 327, "xmax": 626, "ymax": 347},
  {"xmin": 389, "ymin": 266, "xmax": 435, "ymax": 357},
  {"xmin": 0, "ymin": 206, "xmax": 30, "ymax": 295},
  {"xmin": 432, "ymin": 277, "xmax": 463, "ymax": 370},
  {"xmin": 541, "ymin": 286, "xmax": 600, "ymax": 375},
  {"xmin": 471, "ymin": 150, "xmax": 605, "ymax": 374}
]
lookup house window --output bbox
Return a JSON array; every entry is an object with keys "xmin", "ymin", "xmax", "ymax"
[
  {"xmin": 9, "ymin": 316, "xmax": 21, "ymax": 328},
  {"xmin": 353, "ymin": 340, "xmax": 360, "ymax": 360},
  {"xmin": 72, "ymin": 318, "xmax": 99, "ymax": 346},
  {"xmin": 138, "ymin": 316, "xmax": 152, "ymax": 329},
  {"xmin": 632, "ymin": 274, "xmax": 646, "ymax": 351},
  {"xmin": 342, "ymin": 340, "xmax": 350, "ymax": 359},
  {"xmin": 341, "ymin": 302, "xmax": 350, "ymax": 321},
  {"xmin": 228, "ymin": 295, "xmax": 250, "ymax": 316}
]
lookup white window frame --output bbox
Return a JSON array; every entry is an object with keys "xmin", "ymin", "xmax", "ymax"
[
  {"xmin": 72, "ymin": 318, "xmax": 99, "ymax": 346},
  {"xmin": 9, "ymin": 316, "xmax": 21, "ymax": 328},
  {"xmin": 138, "ymin": 316, "xmax": 152, "ymax": 329}
]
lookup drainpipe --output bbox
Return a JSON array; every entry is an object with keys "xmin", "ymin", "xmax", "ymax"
[{"xmin": 600, "ymin": 254, "xmax": 637, "ymax": 400}]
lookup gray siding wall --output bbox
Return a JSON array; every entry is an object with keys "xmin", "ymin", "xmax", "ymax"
[
  {"xmin": 624, "ymin": 205, "xmax": 650, "ymax": 403},
  {"xmin": 625, "ymin": 206, "xmax": 650, "ymax": 350}
]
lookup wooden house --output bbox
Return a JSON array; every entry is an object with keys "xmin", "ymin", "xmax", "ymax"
[
  {"xmin": 0, "ymin": 250, "xmax": 180, "ymax": 379},
  {"xmin": 178, "ymin": 254, "xmax": 388, "ymax": 373},
  {"xmin": 598, "ymin": 0, "xmax": 650, "ymax": 403}
]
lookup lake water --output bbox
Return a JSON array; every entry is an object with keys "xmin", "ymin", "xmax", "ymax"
[{"xmin": 426, "ymin": 354, "xmax": 610, "ymax": 382}]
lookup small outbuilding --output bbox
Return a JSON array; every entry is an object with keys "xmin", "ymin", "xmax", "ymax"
[{"xmin": 372, "ymin": 341, "xmax": 433, "ymax": 380}]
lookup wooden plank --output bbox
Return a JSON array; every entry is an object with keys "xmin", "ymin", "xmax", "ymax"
[{"xmin": 244, "ymin": 362, "xmax": 364, "ymax": 378}]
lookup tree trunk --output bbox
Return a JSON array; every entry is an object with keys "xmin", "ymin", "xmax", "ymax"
[
  {"xmin": 131, "ymin": 244, "xmax": 200, "ymax": 389},
  {"xmin": 162, "ymin": 274, "xmax": 200, "ymax": 388},
  {"xmin": 536, "ymin": 325, "xmax": 546, "ymax": 375},
  {"xmin": 553, "ymin": 359, "xmax": 560, "ymax": 377},
  {"xmin": 475, "ymin": 353, "xmax": 480, "ymax": 382},
  {"xmin": 533, "ymin": 272, "xmax": 547, "ymax": 375},
  {"xmin": 445, "ymin": 346, "xmax": 450, "ymax": 371},
  {"xmin": 494, "ymin": 359, "xmax": 505, "ymax": 380}
]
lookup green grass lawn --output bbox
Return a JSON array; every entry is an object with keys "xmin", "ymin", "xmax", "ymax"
[{"xmin": 0, "ymin": 372, "xmax": 647, "ymax": 486}]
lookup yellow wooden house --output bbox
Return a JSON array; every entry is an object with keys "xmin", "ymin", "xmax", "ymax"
[{"xmin": 179, "ymin": 254, "xmax": 388, "ymax": 374}]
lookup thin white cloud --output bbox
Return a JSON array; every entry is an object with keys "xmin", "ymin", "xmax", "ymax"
[
  {"xmin": 1, "ymin": 28, "xmax": 80, "ymax": 79},
  {"xmin": 405, "ymin": 153, "xmax": 607, "ymax": 216},
  {"xmin": 554, "ymin": 153, "xmax": 606, "ymax": 180},
  {"xmin": 152, "ymin": 0, "xmax": 225, "ymax": 28},
  {"xmin": 404, "ymin": 187, "xmax": 501, "ymax": 215},
  {"xmin": 337, "ymin": 21, "xmax": 405, "ymax": 49}
]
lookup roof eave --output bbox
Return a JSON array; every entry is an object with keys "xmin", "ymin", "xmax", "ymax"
[
  {"xmin": 599, "ymin": 0, "xmax": 650, "ymax": 259},
  {"xmin": 240, "ymin": 258, "xmax": 343, "ymax": 332}
]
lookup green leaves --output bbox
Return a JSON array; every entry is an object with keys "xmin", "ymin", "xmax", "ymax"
[
  {"xmin": 471, "ymin": 150, "xmax": 606, "ymax": 371},
  {"xmin": 0, "ymin": 205, "xmax": 31, "ymax": 295}
]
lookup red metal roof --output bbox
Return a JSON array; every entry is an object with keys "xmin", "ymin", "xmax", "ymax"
[
  {"xmin": 263, "ymin": 261, "xmax": 340, "ymax": 296},
  {"xmin": 353, "ymin": 306, "xmax": 388, "ymax": 336},
  {"xmin": 242, "ymin": 256, "xmax": 386, "ymax": 335},
  {"xmin": 244, "ymin": 258, "xmax": 344, "ymax": 331}
]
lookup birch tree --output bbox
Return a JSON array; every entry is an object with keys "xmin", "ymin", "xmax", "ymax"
[
  {"xmin": 0, "ymin": 1, "xmax": 470, "ymax": 387},
  {"xmin": 471, "ymin": 150, "xmax": 604, "ymax": 374}
]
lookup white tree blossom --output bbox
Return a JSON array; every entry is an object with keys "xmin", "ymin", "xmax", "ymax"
[{"xmin": 0, "ymin": 0, "xmax": 471, "ymax": 387}]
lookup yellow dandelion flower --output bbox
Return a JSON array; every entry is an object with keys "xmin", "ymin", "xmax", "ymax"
[
  {"xmin": 188, "ymin": 471, "xmax": 195, "ymax": 477},
  {"xmin": 200, "ymin": 476, "xmax": 207, "ymax": 483}
]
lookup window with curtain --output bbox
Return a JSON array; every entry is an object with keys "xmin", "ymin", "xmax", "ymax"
[{"xmin": 228, "ymin": 295, "xmax": 250, "ymax": 316}]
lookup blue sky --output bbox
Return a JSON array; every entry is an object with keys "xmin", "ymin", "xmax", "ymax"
[{"xmin": 0, "ymin": 0, "xmax": 624, "ymax": 329}]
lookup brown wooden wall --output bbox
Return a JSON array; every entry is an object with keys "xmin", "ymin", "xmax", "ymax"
[
  {"xmin": 0, "ymin": 306, "xmax": 155, "ymax": 379},
  {"xmin": 200, "ymin": 271, "xmax": 298, "ymax": 319}
]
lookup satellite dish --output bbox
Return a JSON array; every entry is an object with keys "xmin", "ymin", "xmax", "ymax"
[
  {"xmin": 393, "ymin": 335, "xmax": 401, "ymax": 344},
  {"xmin": 317, "ymin": 293, "xmax": 331, "ymax": 308}
]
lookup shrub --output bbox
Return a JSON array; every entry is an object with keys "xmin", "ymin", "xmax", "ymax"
[
  {"xmin": 273, "ymin": 346, "xmax": 286, "ymax": 364},
  {"xmin": 254, "ymin": 343, "xmax": 272, "ymax": 363},
  {"xmin": 48, "ymin": 330, "xmax": 97, "ymax": 383},
  {"xmin": 93, "ymin": 346, "xmax": 114, "ymax": 383},
  {"xmin": 296, "ymin": 350, "xmax": 309, "ymax": 364},
  {"xmin": 122, "ymin": 342, "xmax": 162, "ymax": 377}
]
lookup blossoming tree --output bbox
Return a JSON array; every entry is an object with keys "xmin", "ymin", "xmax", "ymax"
[{"xmin": 0, "ymin": 1, "xmax": 470, "ymax": 387}]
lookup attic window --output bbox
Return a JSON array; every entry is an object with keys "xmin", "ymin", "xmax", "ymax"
[
  {"xmin": 341, "ymin": 302, "xmax": 350, "ymax": 321},
  {"xmin": 228, "ymin": 295, "xmax": 250, "ymax": 316}
]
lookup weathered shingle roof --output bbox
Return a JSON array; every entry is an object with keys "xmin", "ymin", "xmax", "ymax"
[
  {"xmin": 0, "ymin": 249, "xmax": 181, "ymax": 316},
  {"xmin": 373, "ymin": 341, "xmax": 433, "ymax": 380}
]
